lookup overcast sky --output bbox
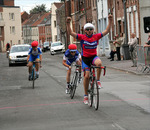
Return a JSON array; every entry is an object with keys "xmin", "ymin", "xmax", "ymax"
[{"xmin": 15, "ymin": 0, "xmax": 60, "ymax": 13}]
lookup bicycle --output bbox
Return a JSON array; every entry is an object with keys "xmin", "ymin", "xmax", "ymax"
[
  {"xmin": 85, "ymin": 65, "xmax": 106, "ymax": 110},
  {"xmin": 70, "ymin": 64, "xmax": 81, "ymax": 99},
  {"xmin": 29, "ymin": 61, "xmax": 40, "ymax": 89}
]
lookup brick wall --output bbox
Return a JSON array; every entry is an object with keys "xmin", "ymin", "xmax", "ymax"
[{"xmin": 4, "ymin": 0, "xmax": 14, "ymax": 6}]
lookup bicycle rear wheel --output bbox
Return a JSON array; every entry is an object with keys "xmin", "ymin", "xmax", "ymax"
[
  {"xmin": 70, "ymin": 73, "xmax": 78, "ymax": 99},
  {"xmin": 93, "ymin": 79, "xmax": 99, "ymax": 110},
  {"xmin": 88, "ymin": 78, "xmax": 94, "ymax": 107},
  {"xmin": 32, "ymin": 68, "xmax": 35, "ymax": 89}
]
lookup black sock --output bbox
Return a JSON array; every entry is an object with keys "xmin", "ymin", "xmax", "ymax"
[{"xmin": 67, "ymin": 82, "xmax": 70, "ymax": 87}]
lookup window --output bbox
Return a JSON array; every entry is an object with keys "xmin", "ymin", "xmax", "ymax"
[
  {"xmin": 0, "ymin": 28, "xmax": 1, "ymax": 36},
  {"xmin": 54, "ymin": 21, "xmax": 56, "ymax": 27},
  {"xmin": 0, "ymin": 12, "xmax": 3, "ymax": 20},
  {"xmin": 118, "ymin": 20, "xmax": 121, "ymax": 34},
  {"xmin": 10, "ymin": 26, "xmax": 12, "ymax": 34},
  {"xmin": 10, "ymin": 26, "xmax": 15, "ymax": 34},
  {"xmin": 9, "ymin": 13, "xmax": 15, "ymax": 20},
  {"xmin": 117, "ymin": 1, "xmax": 119, "ymax": 10}
]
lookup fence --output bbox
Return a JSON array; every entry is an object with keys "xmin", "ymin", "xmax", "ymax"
[{"xmin": 136, "ymin": 46, "xmax": 150, "ymax": 73}]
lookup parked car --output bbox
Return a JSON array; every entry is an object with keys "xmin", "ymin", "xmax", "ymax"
[
  {"xmin": 8, "ymin": 44, "xmax": 30, "ymax": 66},
  {"xmin": 50, "ymin": 41, "xmax": 65, "ymax": 55},
  {"xmin": 42, "ymin": 42, "xmax": 50, "ymax": 52}
]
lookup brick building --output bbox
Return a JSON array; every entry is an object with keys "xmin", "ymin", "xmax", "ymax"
[
  {"xmin": 21, "ymin": 11, "xmax": 29, "ymax": 23},
  {"xmin": 108, "ymin": 0, "xmax": 140, "ymax": 43}
]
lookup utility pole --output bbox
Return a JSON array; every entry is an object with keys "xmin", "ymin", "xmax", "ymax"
[
  {"xmin": 101, "ymin": 0, "xmax": 105, "ymax": 55},
  {"xmin": 122, "ymin": 0, "xmax": 130, "ymax": 60},
  {"xmin": 64, "ymin": 0, "xmax": 68, "ymax": 50}
]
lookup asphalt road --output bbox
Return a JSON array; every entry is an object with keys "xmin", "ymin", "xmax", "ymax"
[{"xmin": 0, "ymin": 51, "xmax": 150, "ymax": 130}]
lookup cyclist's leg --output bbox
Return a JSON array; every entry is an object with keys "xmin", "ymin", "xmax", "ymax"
[
  {"xmin": 92, "ymin": 56, "xmax": 102, "ymax": 81},
  {"xmin": 28, "ymin": 55, "xmax": 34, "ymax": 73},
  {"xmin": 93, "ymin": 56, "xmax": 102, "ymax": 88},
  {"xmin": 28, "ymin": 55, "xmax": 33, "ymax": 80},
  {"xmin": 66, "ymin": 66, "xmax": 71, "ymax": 83},
  {"xmin": 82, "ymin": 61, "xmax": 90, "ymax": 96},
  {"xmin": 35, "ymin": 56, "xmax": 40, "ymax": 72},
  {"xmin": 65, "ymin": 61, "xmax": 72, "ymax": 94}
]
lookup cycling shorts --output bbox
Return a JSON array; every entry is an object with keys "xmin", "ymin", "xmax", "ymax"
[
  {"xmin": 29, "ymin": 55, "xmax": 40, "ymax": 62},
  {"xmin": 82, "ymin": 55, "xmax": 100, "ymax": 71}
]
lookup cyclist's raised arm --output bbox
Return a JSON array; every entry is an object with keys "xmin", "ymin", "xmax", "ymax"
[
  {"xmin": 102, "ymin": 14, "xmax": 112, "ymax": 37},
  {"xmin": 66, "ymin": 17, "xmax": 77, "ymax": 38}
]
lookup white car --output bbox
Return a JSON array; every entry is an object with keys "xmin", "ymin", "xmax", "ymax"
[
  {"xmin": 50, "ymin": 42, "xmax": 65, "ymax": 55},
  {"xmin": 9, "ymin": 44, "xmax": 30, "ymax": 66}
]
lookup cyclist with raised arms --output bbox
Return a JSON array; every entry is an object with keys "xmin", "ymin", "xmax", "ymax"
[
  {"xmin": 63, "ymin": 44, "xmax": 82, "ymax": 94},
  {"xmin": 66, "ymin": 14, "xmax": 112, "ymax": 104},
  {"xmin": 27, "ymin": 41, "xmax": 42, "ymax": 80}
]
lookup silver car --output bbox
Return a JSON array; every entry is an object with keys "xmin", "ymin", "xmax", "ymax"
[
  {"xmin": 50, "ymin": 42, "xmax": 65, "ymax": 55},
  {"xmin": 9, "ymin": 44, "xmax": 30, "ymax": 66}
]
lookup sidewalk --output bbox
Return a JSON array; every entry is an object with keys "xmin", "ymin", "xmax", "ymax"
[{"xmin": 100, "ymin": 56, "xmax": 150, "ymax": 75}]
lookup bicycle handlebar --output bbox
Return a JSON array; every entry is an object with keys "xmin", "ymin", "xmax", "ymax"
[
  {"xmin": 75, "ymin": 64, "xmax": 81, "ymax": 67},
  {"xmin": 84, "ymin": 65, "xmax": 106, "ymax": 76}
]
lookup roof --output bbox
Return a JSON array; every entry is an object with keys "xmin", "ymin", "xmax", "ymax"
[
  {"xmin": 22, "ymin": 13, "xmax": 43, "ymax": 26},
  {"xmin": 54, "ymin": 2, "xmax": 63, "ymax": 9},
  {"xmin": 21, "ymin": 11, "xmax": 28, "ymax": 16},
  {"xmin": 39, "ymin": 12, "xmax": 51, "ymax": 25},
  {"xmin": 32, "ymin": 12, "xmax": 51, "ymax": 27}
]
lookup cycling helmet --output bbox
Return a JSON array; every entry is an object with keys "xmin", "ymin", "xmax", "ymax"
[
  {"xmin": 68, "ymin": 44, "xmax": 77, "ymax": 51},
  {"xmin": 84, "ymin": 23, "xmax": 95, "ymax": 30},
  {"xmin": 31, "ymin": 41, "xmax": 38, "ymax": 47}
]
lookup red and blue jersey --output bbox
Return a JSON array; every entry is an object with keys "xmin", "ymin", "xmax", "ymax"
[{"xmin": 77, "ymin": 33, "xmax": 103, "ymax": 57}]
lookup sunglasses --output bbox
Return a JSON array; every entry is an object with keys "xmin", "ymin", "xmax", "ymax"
[
  {"xmin": 70, "ymin": 51, "xmax": 76, "ymax": 53},
  {"xmin": 86, "ymin": 28, "xmax": 93, "ymax": 31}
]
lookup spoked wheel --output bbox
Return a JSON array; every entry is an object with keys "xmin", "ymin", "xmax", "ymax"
[
  {"xmin": 70, "ymin": 73, "xmax": 78, "ymax": 99},
  {"xmin": 88, "ymin": 80, "xmax": 94, "ymax": 107},
  {"xmin": 32, "ymin": 68, "xmax": 35, "ymax": 89},
  {"xmin": 93, "ymin": 80, "xmax": 99, "ymax": 110}
]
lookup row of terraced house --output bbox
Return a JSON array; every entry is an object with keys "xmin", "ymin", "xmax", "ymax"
[{"xmin": 0, "ymin": 0, "xmax": 150, "ymax": 59}]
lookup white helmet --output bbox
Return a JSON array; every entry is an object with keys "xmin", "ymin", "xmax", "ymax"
[{"xmin": 84, "ymin": 23, "xmax": 95, "ymax": 30}]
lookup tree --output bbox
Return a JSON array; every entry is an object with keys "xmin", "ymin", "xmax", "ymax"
[{"xmin": 30, "ymin": 4, "xmax": 48, "ymax": 14}]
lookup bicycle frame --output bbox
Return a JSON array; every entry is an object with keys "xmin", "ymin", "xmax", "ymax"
[{"xmin": 85, "ymin": 65, "xmax": 106, "ymax": 110}]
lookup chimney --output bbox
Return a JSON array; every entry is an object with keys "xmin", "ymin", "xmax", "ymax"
[
  {"xmin": 4, "ymin": 0, "xmax": 14, "ymax": 6},
  {"xmin": 0, "ymin": 0, "xmax": 4, "ymax": 5}
]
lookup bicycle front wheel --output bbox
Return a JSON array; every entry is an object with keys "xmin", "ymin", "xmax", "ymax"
[
  {"xmin": 93, "ymin": 79, "xmax": 99, "ymax": 110},
  {"xmin": 70, "ymin": 73, "xmax": 78, "ymax": 99},
  {"xmin": 88, "ymin": 78, "xmax": 94, "ymax": 107}
]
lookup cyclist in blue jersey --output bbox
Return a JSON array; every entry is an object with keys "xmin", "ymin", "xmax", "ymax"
[
  {"xmin": 27, "ymin": 41, "xmax": 42, "ymax": 80},
  {"xmin": 66, "ymin": 14, "xmax": 112, "ymax": 104},
  {"xmin": 63, "ymin": 44, "xmax": 82, "ymax": 94}
]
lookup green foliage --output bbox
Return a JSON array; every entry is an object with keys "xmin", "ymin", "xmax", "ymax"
[{"xmin": 30, "ymin": 4, "xmax": 48, "ymax": 14}]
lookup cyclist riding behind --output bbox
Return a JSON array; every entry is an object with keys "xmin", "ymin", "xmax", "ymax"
[
  {"xmin": 66, "ymin": 14, "xmax": 112, "ymax": 104},
  {"xmin": 63, "ymin": 44, "xmax": 82, "ymax": 94},
  {"xmin": 27, "ymin": 41, "xmax": 42, "ymax": 80}
]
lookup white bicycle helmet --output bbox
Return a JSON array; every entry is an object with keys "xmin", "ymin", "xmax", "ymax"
[{"xmin": 84, "ymin": 23, "xmax": 95, "ymax": 30}]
